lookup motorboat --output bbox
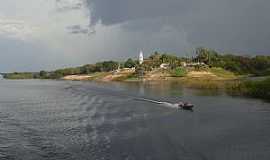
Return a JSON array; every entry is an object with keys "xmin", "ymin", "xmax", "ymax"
[
  {"xmin": 135, "ymin": 97, "xmax": 194, "ymax": 110},
  {"xmin": 178, "ymin": 102, "xmax": 194, "ymax": 110}
]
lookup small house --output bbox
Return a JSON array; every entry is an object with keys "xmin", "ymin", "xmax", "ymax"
[{"xmin": 160, "ymin": 63, "xmax": 170, "ymax": 69}]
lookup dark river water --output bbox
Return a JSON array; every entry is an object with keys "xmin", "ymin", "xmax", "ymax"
[{"xmin": 0, "ymin": 80, "xmax": 270, "ymax": 160}]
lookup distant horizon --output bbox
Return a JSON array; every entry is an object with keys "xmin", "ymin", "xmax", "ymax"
[{"xmin": 1, "ymin": 48, "xmax": 269, "ymax": 73}]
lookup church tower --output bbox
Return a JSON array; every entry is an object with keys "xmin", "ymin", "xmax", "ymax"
[{"xmin": 139, "ymin": 50, "xmax": 144, "ymax": 65}]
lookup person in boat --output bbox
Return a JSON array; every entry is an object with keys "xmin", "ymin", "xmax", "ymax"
[
  {"xmin": 178, "ymin": 101, "xmax": 184, "ymax": 107},
  {"xmin": 178, "ymin": 101, "xmax": 194, "ymax": 109}
]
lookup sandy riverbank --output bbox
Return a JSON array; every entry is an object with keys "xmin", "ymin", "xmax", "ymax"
[
  {"xmin": 61, "ymin": 75, "xmax": 93, "ymax": 81},
  {"xmin": 62, "ymin": 68, "xmax": 237, "ymax": 82}
]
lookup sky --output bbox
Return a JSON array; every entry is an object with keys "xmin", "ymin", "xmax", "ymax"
[{"xmin": 0, "ymin": 0, "xmax": 269, "ymax": 72}]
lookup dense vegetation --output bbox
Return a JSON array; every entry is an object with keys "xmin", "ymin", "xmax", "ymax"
[
  {"xmin": 3, "ymin": 72, "xmax": 34, "ymax": 79},
  {"xmin": 14, "ymin": 61, "xmax": 121, "ymax": 79},
  {"xmin": 227, "ymin": 78, "xmax": 270, "ymax": 100},
  {"xmin": 243, "ymin": 78, "xmax": 270, "ymax": 99},
  {"xmin": 195, "ymin": 47, "xmax": 270, "ymax": 75},
  {"xmin": 171, "ymin": 67, "xmax": 187, "ymax": 77}
]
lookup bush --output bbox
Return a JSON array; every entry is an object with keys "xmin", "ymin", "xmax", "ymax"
[
  {"xmin": 227, "ymin": 78, "xmax": 270, "ymax": 100},
  {"xmin": 244, "ymin": 78, "xmax": 270, "ymax": 99},
  {"xmin": 210, "ymin": 67, "xmax": 236, "ymax": 79},
  {"xmin": 172, "ymin": 67, "xmax": 187, "ymax": 77}
]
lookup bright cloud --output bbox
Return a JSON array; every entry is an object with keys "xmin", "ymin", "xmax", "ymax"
[{"xmin": 0, "ymin": 17, "xmax": 39, "ymax": 40}]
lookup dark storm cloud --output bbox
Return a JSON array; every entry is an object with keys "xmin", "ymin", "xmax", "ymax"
[
  {"xmin": 86, "ymin": 0, "xmax": 270, "ymax": 54},
  {"xmin": 86, "ymin": 0, "xmax": 197, "ymax": 26}
]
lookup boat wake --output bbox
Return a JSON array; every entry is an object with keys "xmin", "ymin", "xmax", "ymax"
[{"xmin": 134, "ymin": 98, "xmax": 179, "ymax": 109}]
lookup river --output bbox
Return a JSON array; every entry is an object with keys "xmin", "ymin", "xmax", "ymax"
[{"xmin": 0, "ymin": 80, "xmax": 269, "ymax": 160}]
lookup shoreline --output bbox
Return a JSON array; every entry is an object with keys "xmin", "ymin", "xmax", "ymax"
[
  {"xmin": 3, "ymin": 72, "xmax": 269, "ymax": 100},
  {"xmin": 60, "ymin": 69, "xmax": 240, "ymax": 82}
]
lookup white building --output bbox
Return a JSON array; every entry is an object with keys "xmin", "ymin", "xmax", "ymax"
[
  {"xmin": 139, "ymin": 50, "xmax": 144, "ymax": 65},
  {"xmin": 160, "ymin": 63, "xmax": 170, "ymax": 69},
  {"xmin": 181, "ymin": 62, "xmax": 187, "ymax": 67}
]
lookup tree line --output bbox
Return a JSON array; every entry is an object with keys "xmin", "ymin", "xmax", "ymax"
[
  {"xmin": 4, "ymin": 47, "xmax": 270, "ymax": 79},
  {"xmin": 195, "ymin": 47, "xmax": 270, "ymax": 75}
]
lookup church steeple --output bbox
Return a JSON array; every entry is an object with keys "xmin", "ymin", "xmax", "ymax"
[{"xmin": 139, "ymin": 50, "xmax": 144, "ymax": 65}]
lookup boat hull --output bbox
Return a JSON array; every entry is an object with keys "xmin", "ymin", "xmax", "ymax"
[{"xmin": 181, "ymin": 105, "xmax": 194, "ymax": 110}]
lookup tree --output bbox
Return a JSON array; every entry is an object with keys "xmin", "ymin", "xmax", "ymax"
[
  {"xmin": 149, "ymin": 52, "xmax": 162, "ymax": 68},
  {"xmin": 39, "ymin": 70, "xmax": 47, "ymax": 78},
  {"xmin": 252, "ymin": 56, "xmax": 270, "ymax": 71},
  {"xmin": 161, "ymin": 54, "xmax": 180, "ymax": 69},
  {"xmin": 196, "ymin": 47, "xmax": 210, "ymax": 64},
  {"xmin": 96, "ymin": 61, "xmax": 119, "ymax": 72},
  {"xmin": 149, "ymin": 51, "xmax": 161, "ymax": 60},
  {"xmin": 80, "ymin": 64, "xmax": 98, "ymax": 74},
  {"xmin": 124, "ymin": 58, "xmax": 136, "ymax": 68}
]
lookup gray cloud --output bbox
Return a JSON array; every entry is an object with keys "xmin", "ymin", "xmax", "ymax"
[
  {"xmin": 55, "ymin": 0, "xmax": 84, "ymax": 12},
  {"xmin": 86, "ymin": 0, "xmax": 197, "ymax": 26},
  {"xmin": 66, "ymin": 25, "xmax": 89, "ymax": 34},
  {"xmin": 85, "ymin": 0, "xmax": 270, "ymax": 54}
]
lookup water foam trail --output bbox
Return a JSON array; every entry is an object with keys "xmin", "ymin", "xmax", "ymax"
[
  {"xmin": 65, "ymin": 85, "xmax": 180, "ymax": 109},
  {"xmin": 134, "ymin": 98, "xmax": 179, "ymax": 109}
]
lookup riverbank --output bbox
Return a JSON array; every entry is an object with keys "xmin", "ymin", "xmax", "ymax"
[
  {"xmin": 60, "ymin": 69, "xmax": 270, "ymax": 100},
  {"xmin": 61, "ymin": 67, "xmax": 238, "ymax": 82},
  {"xmin": 227, "ymin": 77, "xmax": 270, "ymax": 100},
  {"xmin": 59, "ymin": 68, "xmax": 237, "ymax": 91},
  {"xmin": 4, "ymin": 67, "xmax": 270, "ymax": 100}
]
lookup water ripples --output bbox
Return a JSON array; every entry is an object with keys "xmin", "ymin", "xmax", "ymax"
[{"xmin": 0, "ymin": 80, "xmax": 270, "ymax": 160}]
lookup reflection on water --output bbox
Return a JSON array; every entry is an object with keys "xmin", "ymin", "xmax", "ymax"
[
  {"xmin": 119, "ymin": 81, "xmax": 186, "ymax": 97},
  {"xmin": 117, "ymin": 80, "xmax": 224, "ymax": 99},
  {"xmin": 0, "ymin": 80, "xmax": 270, "ymax": 160}
]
